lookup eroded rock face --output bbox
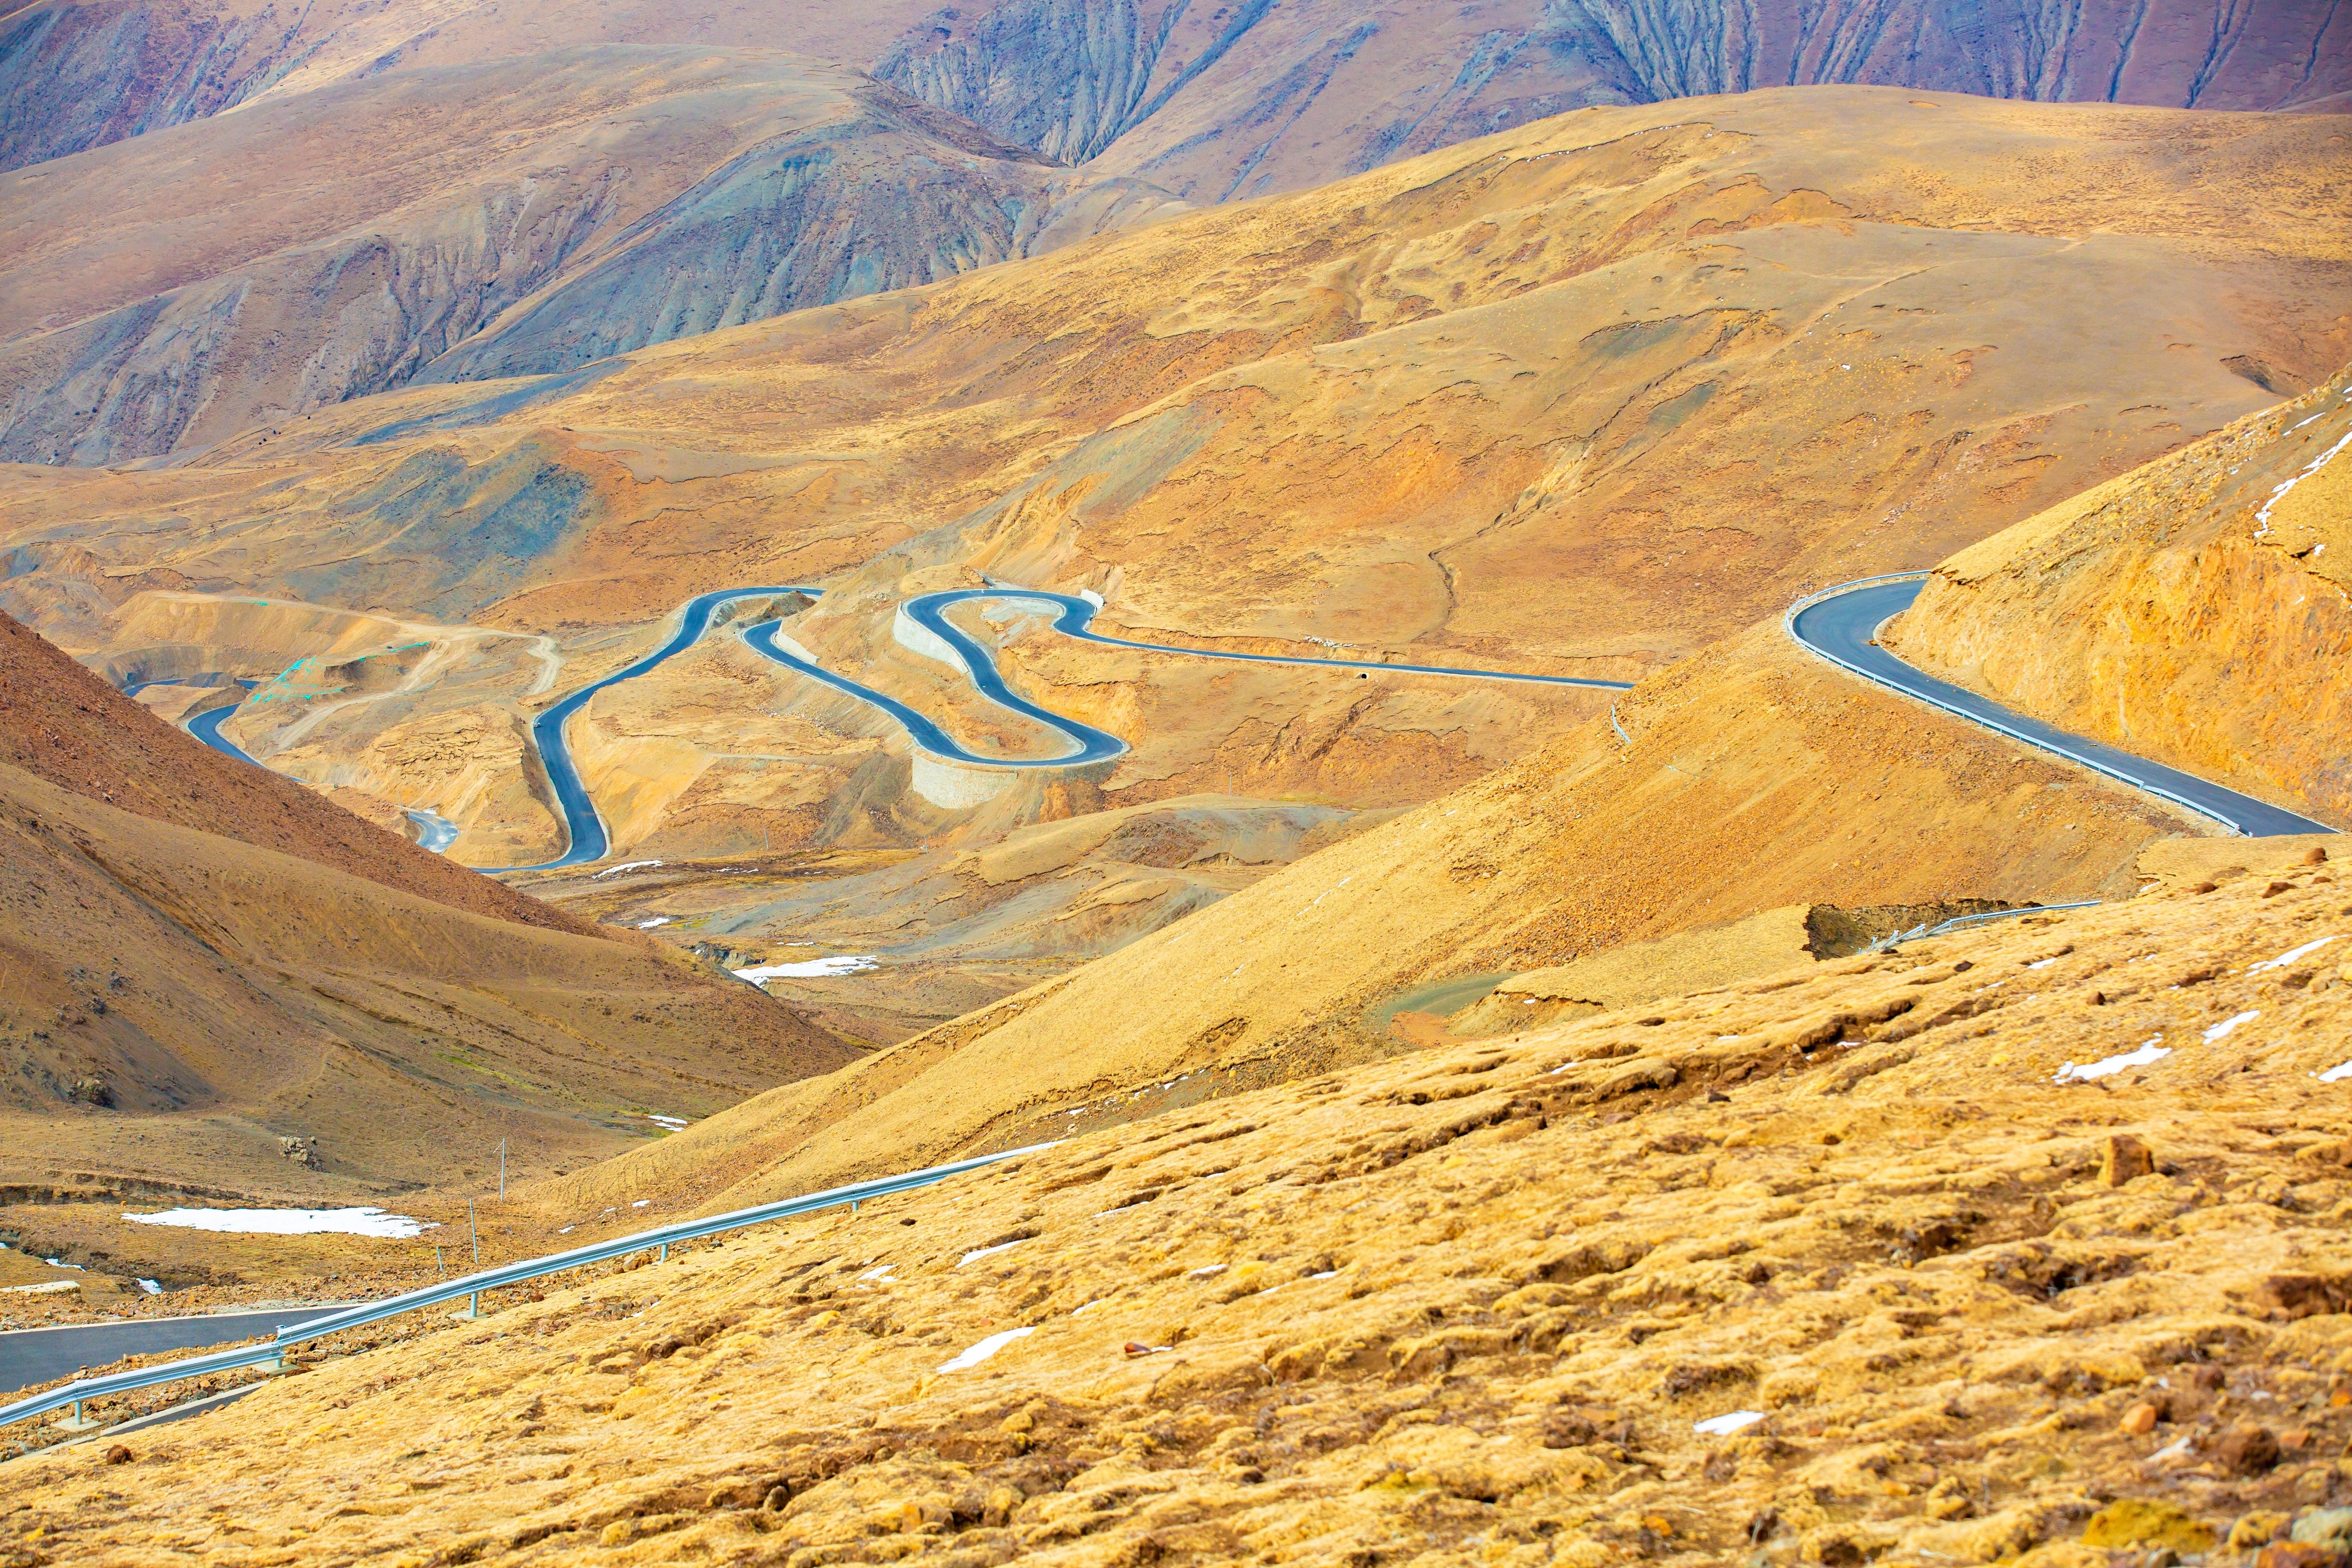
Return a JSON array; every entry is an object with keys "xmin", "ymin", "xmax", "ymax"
[
  {"xmin": 7, "ymin": 867, "xmax": 2348, "ymax": 1561},
  {"xmin": 0, "ymin": 49, "xmax": 1182, "ymax": 465}
]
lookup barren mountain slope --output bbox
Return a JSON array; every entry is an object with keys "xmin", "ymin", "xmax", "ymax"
[
  {"xmin": 0, "ymin": 47, "xmax": 1180, "ymax": 464},
  {"xmin": 0, "ymin": 610, "xmax": 857, "ymax": 1197},
  {"xmin": 0, "ymin": 607, "xmax": 586, "ymax": 934},
  {"xmin": 3, "ymin": 90, "xmax": 2340, "ymax": 869},
  {"xmin": 5, "ymin": 0, "xmax": 2346, "ymax": 198},
  {"xmin": 531, "ymin": 608, "xmax": 2207, "ymax": 1219},
  {"xmin": 9, "ymin": 866, "xmax": 2348, "ymax": 1565},
  {"xmin": 1888, "ymin": 369, "xmax": 2352, "ymax": 823}
]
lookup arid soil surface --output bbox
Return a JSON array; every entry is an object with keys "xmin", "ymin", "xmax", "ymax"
[
  {"xmin": 1891, "ymin": 370, "xmax": 2352, "ymax": 825},
  {"xmin": 7, "ymin": 0, "xmax": 2344, "ymax": 195},
  {"xmin": 0, "ymin": 608, "xmax": 855, "ymax": 1231},
  {"xmin": 4, "ymin": 859, "xmax": 2347, "ymax": 1565}
]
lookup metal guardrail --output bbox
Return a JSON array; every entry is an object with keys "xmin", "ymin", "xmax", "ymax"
[
  {"xmin": 0, "ymin": 1141, "xmax": 1059, "ymax": 1439},
  {"xmin": 1784, "ymin": 572, "xmax": 2251, "ymax": 837},
  {"xmin": 1867, "ymin": 900, "xmax": 2104, "ymax": 953}
]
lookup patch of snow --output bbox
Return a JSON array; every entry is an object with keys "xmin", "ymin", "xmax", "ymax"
[
  {"xmin": 937, "ymin": 1325, "xmax": 1033, "ymax": 1373},
  {"xmin": 558, "ymin": 1226, "xmax": 575, "ymax": 1235},
  {"xmin": 632, "ymin": 1199, "xmax": 650, "ymax": 1208},
  {"xmin": 2, "ymin": 1281, "xmax": 78, "ymax": 1295},
  {"xmin": 122, "ymin": 1206, "xmax": 434, "ymax": 1238},
  {"xmin": 1188, "ymin": 1264, "xmax": 1228, "ymax": 1277},
  {"xmin": 2027, "ymin": 957, "xmax": 2058, "ymax": 970},
  {"xmin": 1072, "ymin": 1298, "xmax": 1108, "ymax": 1315},
  {"xmin": 645, "ymin": 1115, "xmax": 688, "ymax": 1131},
  {"xmin": 1694, "ymin": 1410, "xmax": 1766, "ymax": 1437},
  {"xmin": 959, "ymin": 1238, "xmax": 1029, "ymax": 1267},
  {"xmin": 2203, "ymin": 1010, "xmax": 2258, "ymax": 1043},
  {"xmin": 2317, "ymin": 1060, "xmax": 2352, "ymax": 1084},
  {"xmin": 2248, "ymin": 935, "xmax": 2340, "ymax": 972},
  {"xmin": 2056, "ymin": 1038, "xmax": 2170, "ymax": 1083},
  {"xmin": 2254, "ymin": 428, "xmax": 2352, "ymax": 537},
  {"xmin": 858, "ymin": 1265, "xmax": 897, "ymax": 1283},
  {"xmin": 43, "ymin": 1258, "xmax": 82, "ymax": 1271},
  {"xmin": 592, "ymin": 860, "xmax": 663, "ymax": 878},
  {"xmin": 637, "ymin": 917, "xmax": 673, "ymax": 929},
  {"xmin": 136, "ymin": 1279, "xmax": 162, "ymax": 1295},
  {"xmin": 733, "ymin": 955, "xmax": 880, "ymax": 982},
  {"xmin": 1310, "ymin": 1270, "xmax": 1339, "ymax": 1280}
]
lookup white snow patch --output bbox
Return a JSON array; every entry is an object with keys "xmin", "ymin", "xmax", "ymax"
[
  {"xmin": 632, "ymin": 1199, "xmax": 650, "ymax": 1208},
  {"xmin": 937, "ymin": 1326, "xmax": 1033, "ymax": 1373},
  {"xmin": 959, "ymin": 1238, "xmax": 1029, "ymax": 1268},
  {"xmin": 858, "ymin": 1265, "xmax": 897, "ymax": 1283},
  {"xmin": 637, "ymin": 917, "xmax": 673, "ymax": 929},
  {"xmin": 2027, "ymin": 957, "xmax": 2059, "ymax": 970},
  {"xmin": 1310, "ymin": 1270, "xmax": 1339, "ymax": 1280},
  {"xmin": 592, "ymin": 860, "xmax": 663, "ymax": 878},
  {"xmin": 2, "ymin": 1281, "xmax": 77, "ymax": 1295},
  {"xmin": 2249, "ymin": 935, "xmax": 2341, "ymax": 972},
  {"xmin": 733, "ymin": 955, "xmax": 879, "ymax": 982},
  {"xmin": 2056, "ymin": 1038, "xmax": 2171, "ymax": 1083},
  {"xmin": 136, "ymin": 1279, "xmax": 162, "ymax": 1295},
  {"xmin": 1188, "ymin": 1264, "xmax": 1228, "ymax": 1278},
  {"xmin": 1072, "ymin": 1298, "xmax": 1108, "ymax": 1315},
  {"xmin": 645, "ymin": 1115, "xmax": 688, "ymax": 1131},
  {"xmin": 123, "ymin": 1206, "xmax": 434, "ymax": 1238},
  {"xmin": 2203, "ymin": 1010, "xmax": 2259, "ymax": 1043},
  {"xmin": 2254, "ymin": 428, "xmax": 2352, "ymax": 536},
  {"xmin": 2317, "ymin": 1060, "xmax": 2352, "ymax": 1084},
  {"xmin": 1694, "ymin": 1410, "xmax": 1766, "ymax": 1437}
]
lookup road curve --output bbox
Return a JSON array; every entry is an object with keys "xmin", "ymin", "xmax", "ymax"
[
  {"xmin": 1789, "ymin": 576, "xmax": 2336, "ymax": 839},
  {"xmin": 508, "ymin": 587, "xmax": 825, "ymax": 871},
  {"xmin": 0, "ymin": 1306, "xmax": 340, "ymax": 1398},
  {"xmin": 910, "ymin": 588, "xmax": 1636, "ymax": 692}
]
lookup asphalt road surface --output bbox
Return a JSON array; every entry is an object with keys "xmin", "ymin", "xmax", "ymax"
[
  {"xmin": 0, "ymin": 1307, "xmax": 340, "ymax": 1398},
  {"xmin": 1789, "ymin": 577, "xmax": 2335, "ymax": 838}
]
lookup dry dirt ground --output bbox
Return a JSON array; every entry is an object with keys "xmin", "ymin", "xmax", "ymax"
[{"xmin": 3, "ymin": 857, "xmax": 2347, "ymax": 1566}]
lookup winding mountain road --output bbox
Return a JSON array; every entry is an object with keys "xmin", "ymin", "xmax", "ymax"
[
  {"xmin": 1789, "ymin": 576, "xmax": 2335, "ymax": 838},
  {"xmin": 175, "ymin": 572, "xmax": 2331, "ymax": 870}
]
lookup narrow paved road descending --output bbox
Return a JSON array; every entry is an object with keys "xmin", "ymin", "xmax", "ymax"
[
  {"xmin": 510, "ymin": 587, "xmax": 823, "ymax": 870},
  {"xmin": 0, "ymin": 1307, "xmax": 340, "ymax": 1398},
  {"xmin": 909, "ymin": 588, "xmax": 1635, "ymax": 691},
  {"xmin": 1790, "ymin": 576, "xmax": 2336, "ymax": 838}
]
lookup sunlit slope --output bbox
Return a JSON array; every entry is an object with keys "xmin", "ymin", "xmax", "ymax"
[
  {"xmin": 3, "ymin": 90, "xmax": 2342, "ymax": 864},
  {"xmin": 536, "ymin": 610, "xmax": 2202, "ymax": 1217},
  {"xmin": 0, "ymin": 610, "xmax": 856, "ymax": 1196},
  {"xmin": 7, "ymin": 0, "xmax": 2346, "ymax": 195},
  {"xmin": 13, "ymin": 863, "xmax": 2348, "ymax": 1565},
  {"xmin": 0, "ymin": 47, "xmax": 1180, "ymax": 464},
  {"xmin": 1889, "ymin": 368, "xmax": 2352, "ymax": 825}
]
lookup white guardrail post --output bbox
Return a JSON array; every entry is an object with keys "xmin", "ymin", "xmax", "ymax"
[{"xmin": 0, "ymin": 1141, "xmax": 1061, "ymax": 1443}]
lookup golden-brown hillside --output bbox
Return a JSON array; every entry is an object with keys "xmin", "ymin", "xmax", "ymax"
[
  {"xmin": 1890, "ymin": 370, "xmax": 2352, "ymax": 824},
  {"xmin": 0, "ymin": 610, "xmax": 855, "ymax": 1236},
  {"xmin": 7, "ymin": 857, "xmax": 2346, "ymax": 1565},
  {"xmin": 3, "ymin": 89, "xmax": 2342, "ymax": 879}
]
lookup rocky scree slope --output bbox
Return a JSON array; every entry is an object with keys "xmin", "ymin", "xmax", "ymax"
[
  {"xmin": 9, "ymin": 866, "xmax": 2351, "ymax": 1565},
  {"xmin": 4, "ymin": 0, "xmax": 2346, "ymax": 202},
  {"xmin": 0, "ymin": 46, "xmax": 1180, "ymax": 464},
  {"xmin": 1889, "ymin": 368, "xmax": 2352, "ymax": 828}
]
